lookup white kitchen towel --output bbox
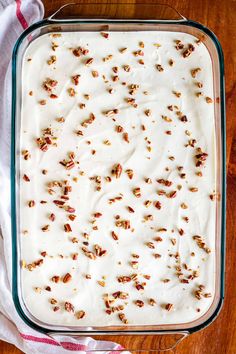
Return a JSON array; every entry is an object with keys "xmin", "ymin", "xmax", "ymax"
[{"xmin": 0, "ymin": 1, "xmax": 126, "ymax": 353}]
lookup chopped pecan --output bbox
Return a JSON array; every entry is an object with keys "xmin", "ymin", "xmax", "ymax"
[
  {"xmin": 189, "ymin": 187, "xmax": 198, "ymax": 192},
  {"xmin": 112, "ymin": 291, "xmax": 129, "ymax": 299},
  {"xmin": 72, "ymin": 74, "xmax": 80, "ymax": 85},
  {"xmin": 98, "ymin": 280, "xmax": 106, "ymax": 287},
  {"xmin": 50, "ymin": 298, "xmax": 57, "ymax": 304},
  {"xmin": 146, "ymin": 242, "xmax": 155, "ymax": 249},
  {"xmin": 28, "ymin": 200, "xmax": 35, "ymax": 207},
  {"xmin": 41, "ymin": 224, "xmax": 50, "ymax": 232},
  {"xmin": 191, "ymin": 68, "xmax": 201, "ymax": 78},
  {"xmin": 59, "ymin": 158, "xmax": 75, "ymax": 170},
  {"xmin": 156, "ymin": 64, "xmax": 164, "ymax": 72},
  {"xmin": 193, "ymin": 235, "xmax": 211, "ymax": 253},
  {"xmin": 165, "ymin": 303, "xmax": 174, "ymax": 311},
  {"xmin": 115, "ymin": 219, "xmax": 130, "ymax": 229},
  {"xmin": 118, "ymin": 313, "xmax": 128, "ymax": 324},
  {"xmin": 183, "ymin": 44, "xmax": 195, "ymax": 58},
  {"xmin": 167, "ymin": 191, "xmax": 177, "ymax": 198},
  {"xmin": 117, "ymin": 276, "xmax": 132, "ymax": 283},
  {"xmin": 94, "ymin": 212, "xmax": 102, "ymax": 218},
  {"xmin": 154, "ymin": 201, "xmax": 161, "ymax": 209},
  {"xmin": 127, "ymin": 206, "xmax": 135, "ymax": 213},
  {"xmin": 206, "ymin": 97, "xmax": 213, "ymax": 103},
  {"xmin": 53, "ymin": 306, "xmax": 60, "ymax": 312},
  {"xmin": 64, "ymin": 224, "xmax": 72, "ymax": 232},
  {"xmin": 72, "ymin": 46, "xmax": 89, "ymax": 57},
  {"xmin": 134, "ymin": 300, "xmax": 144, "ymax": 307},
  {"xmin": 53, "ymin": 200, "xmax": 65, "ymax": 206},
  {"xmin": 112, "ymin": 163, "xmax": 122, "ymax": 178},
  {"xmin": 23, "ymin": 174, "xmax": 30, "ymax": 182},
  {"xmin": 157, "ymin": 178, "xmax": 172, "ymax": 187},
  {"xmin": 133, "ymin": 187, "xmax": 141, "ymax": 198},
  {"xmin": 85, "ymin": 58, "xmax": 94, "ymax": 66},
  {"xmin": 94, "ymin": 244, "xmax": 107, "ymax": 257},
  {"xmin": 116, "ymin": 125, "xmax": 124, "ymax": 133},
  {"xmin": 65, "ymin": 302, "xmax": 74, "ymax": 313},
  {"xmin": 49, "ymin": 213, "xmax": 55, "ymax": 222},
  {"xmin": 22, "ymin": 150, "xmax": 31, "ymax": 160},
  {"xmin": 52, "ymin": 275, "xmax": 60, "ymax": 283},
  {"xmin": 149, "ymin": 298, "xmax": 157, "ymax": 306},
  {"xmin": 63, "ymin": 273, "xmax": 72, "ymax": 283},
  {"xmin": 126, "ymin": 169, "xmax": 134, "ymax": 179},
  {"xmin": 82, "ymin": 247, "xmax": 96, "ymax": 260},
  {"xmin": 111, "ymin": 231, "xmax": 119, "ymax": 240},
  {"xmin": 123, "ymin": 132, "xmax": 129, "ymax": 143},
  {"xmin": 76, "ymin": 310, "xmax": 86, "ymax": 319}
]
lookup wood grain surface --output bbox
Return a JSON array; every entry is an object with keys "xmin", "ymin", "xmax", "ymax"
[{"xmin": 1, "ymin": 0, "xmax": 235, "ymax": 353}]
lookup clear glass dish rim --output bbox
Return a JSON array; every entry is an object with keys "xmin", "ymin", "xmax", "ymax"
[{"xmin": 11, "ymin": 17, "xmax": 226, "ymax": 336}]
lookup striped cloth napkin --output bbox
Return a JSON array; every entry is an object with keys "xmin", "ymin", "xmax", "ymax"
[{"xmin": 0, "ymin": 1, "xmax": 126, "ymax": 352}]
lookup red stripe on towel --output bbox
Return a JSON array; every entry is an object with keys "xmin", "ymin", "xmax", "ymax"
[
  {"xmin": 20, "ymin": 333, "xmax": 88, "ymax": 351},
  {"xmin": 15, "ymin": 0, "xmax": 29, "ymax": 29}
]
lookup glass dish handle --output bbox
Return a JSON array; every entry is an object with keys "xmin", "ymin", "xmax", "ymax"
[
  {"xmin": 47, "ymin": 2, "xmax": 187, "ymax": 22},
  {"xmin": 48, "ymin": 332, "xmax": 189, "ymax": 352}
]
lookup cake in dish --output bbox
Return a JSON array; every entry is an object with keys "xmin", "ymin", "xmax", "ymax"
[{"xmin": 20, "ymin": 30, "xmax": 216, "ymax": 326}]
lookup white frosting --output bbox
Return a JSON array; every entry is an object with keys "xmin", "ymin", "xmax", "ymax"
[{"xmin": 20, "ymin": 31, "xmax": 216, "ymax": 327}]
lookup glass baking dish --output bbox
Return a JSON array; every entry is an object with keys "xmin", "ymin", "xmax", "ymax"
[{"xmin": 11, "ymin": 3, "xmax": 226, "ymax": 352}]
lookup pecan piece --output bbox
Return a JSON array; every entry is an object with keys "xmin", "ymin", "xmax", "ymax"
[
  {"xmin": 111, "ymin": 231, "xmax": 119, "ymax": 240},
  {"xmin": 41, "ymin": 224, "xmax": 50, "ymax": 232},
  {"xmin": 49, "ymin": 213, "xmax": 55, "ymax": 222},
  {"xmin": 154, "ymin": 201, "xmax": 161, "ymax": 209},
  {"xmin": 167, "ymin": 191, "xmax": 177, "ymax": 198},
  {"xmin": 183, "ymin": 44, "xmax": 195, "ymax": 58},
  {"xmin": 94, "ymin": 244, "xmax": 107, "ymax": 257},
  {"xmin": 189, "ymin": 187, "xmax": 198, "ymax": 192},
  {"xmin": 23, "ymin": 174, "xmax": 30, "ymax": 182},
  {"xmin": 165, "ymin": 303, "xmax": 174, "ymax": 311},
  {"xmin": 52, "ymin": 275, "xmax": 60, "ymax": 283},
  {"xmin": 133, "ymin": 187, "xmax": 141, "ymax": 198},
  {"xmin": 117, "ymin": 276, "xmax": 131, "ymax": 283},
  {"xmin": 157, "ymin": 178, "xmax": 172, "ymax": 187},
  {"xmin": 116, "ymin": 125, "xmax": 124, "ymax": 133},
  {"xmin": 123, "ymin": 132, "xmax": 129, "ymax": 143},
  {"xmin": 115, "ymin": 219, "xmax": 130, "ymax": 229},
  {"xmin": 94, "ymin": 212, "xmax": 102, "ymax": 218},
  {"xmin": 63, "ymin": 273, "xmax": 72, "ymax": 283},
  {"xmin": 118, "ymin": 313, "xmax": 128, "ymax": 324},
  {"xmin": 85, "ymin": 58, "xmax": 94, "ymax": 66},
  {"xmin": 156, "ymin": 64, "xmax": 164, "ymax": 72},
  {"xmin": 72, "ymin": 74, "xmax": 80, "ymax": 85},
  {"xmin": 127, "ymin": 206, "xmax": 135, "ymax": 213},
  {"xmin": 146, "ymin": 242, "xmax": 155, "ymax": 249},
  {"xmin": 64, "ymin": 223, "xmax": 72, "ymax": 232},
  {"xmin": 100, "ymin": 30, "xmax": 109, "ymax": 38},
  {"xmin": 125, "ymin": 169, "xmax": 133, "ymax": 179},
  {"xmin": 65, "ymin": 302, "xmax": 74, "ymax": 313},
  {"xmin": 77, "ymin": 310, "xmax": 86, "ymax": 319},
  {"xmin": 149, "ymin": 298, "xmax": 157, "ymax": 306},
  {"xmin": 112, "ymin": 163, "xmax": 122, "ymax": 178},
  {"xmin": 206, "ymin": 97, "xmax": 213, "ymax": 103},
  {"xmin": 134, "ymin": 300, "xmax": 144, "ymax": 307},
  {"xmin": 28, "ymin": 200, "xmax": 35, "ymax": 207},
  {"xmin": 82, "ymin": 247, "xmax": 96, "ymax": 260},
  {"xmin": 22, "ymin": 150, "xmax": 31, "ymax": 160},
  {"xmin": 191, "ymin": 68, "xmax": 201, "ymax": 78}
]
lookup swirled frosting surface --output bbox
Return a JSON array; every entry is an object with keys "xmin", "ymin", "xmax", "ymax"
[{"xmin": 20, "ymin": 31, "xmax": 216, "ymax": 327}]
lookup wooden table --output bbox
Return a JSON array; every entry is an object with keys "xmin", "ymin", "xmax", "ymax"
[{"xmin": 1, "ymin": 0, "xmax": 235, "ymax": 353}]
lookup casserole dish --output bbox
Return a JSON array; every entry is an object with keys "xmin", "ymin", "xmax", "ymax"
[{"xmin": 11, "ymin": 3, "xmax": 226, "ymax": 351}]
